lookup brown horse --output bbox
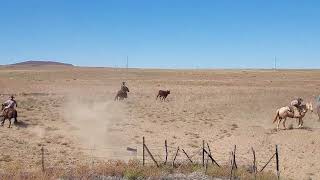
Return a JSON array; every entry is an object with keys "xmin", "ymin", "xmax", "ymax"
[
  {"xmin": 114, "ymin": 86, "xmax": 130, "ymax": 101},
  {"xmin": 1, "ymin": 104, "xmax": 18, "ymax": 128}
]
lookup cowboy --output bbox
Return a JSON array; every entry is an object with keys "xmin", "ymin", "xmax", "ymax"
[
  {"xmin": 291, "ymin": 97, "xmax": 303, "ymax": 108},
  {"xmin": 2, "ymin": 95, "xmax": 18, "ymax": 113},
  {"xmin": 120, "ymin": 82, "xmax": 129, "ymax": 98},
  {"xmin": 121, "ymin": 82, "xmax": 127, "ymax": 91},
  {"xmin": 289, "ymin": 97, "xmax": 303, "ymax": 116}
]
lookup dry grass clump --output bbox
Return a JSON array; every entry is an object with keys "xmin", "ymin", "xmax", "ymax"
[{"xmin": 0, "ymin": 160, "xmax": 279, "ymax": 180}]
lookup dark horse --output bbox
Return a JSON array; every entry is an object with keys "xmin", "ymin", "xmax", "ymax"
[
  {"xmin": 1, "ymin": 104, "xmax": 18, "ymax": 128},
  {"xmin": 114, "ymin": 86, "xmax": 130, "ymax": 101}
]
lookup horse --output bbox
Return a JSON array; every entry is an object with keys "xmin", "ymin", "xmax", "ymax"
[
  {"xmin": 114, "ymin": 86, "xmax": 130, "ymax": 101},
  {"xmin": 273, "ymin": 102, "xmax": 313, "ymax": 131},
  {"xmin": 156, "ymin": 90, "xmax": 170, "ymax": 101},
  {"xmin": 0, "ymin": 104, "xmax": 18, "ymax": 128}
]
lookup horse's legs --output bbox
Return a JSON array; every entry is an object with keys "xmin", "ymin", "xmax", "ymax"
[
  {"xmin": 8, "ymin": 118, "xmax": 11, "ymax": 128},
  {"xmin": 299, "ymin": 118, "xmax": 304, "ymax": 128},
  {"xmin": 282, "ymin": 118, "xmax": 287, "ymax": 130},
  {"xmin": 277, "ymin": 118, "xmax": 282, "ymax": 131},
  {"xmin": 0, "ymin": 118, "xmax": 4, "ymax": 126}
]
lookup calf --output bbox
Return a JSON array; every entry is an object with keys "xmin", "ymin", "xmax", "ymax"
[{"xmin": 156, "ymin": 90, "xmax": 170, "ymax": 101}]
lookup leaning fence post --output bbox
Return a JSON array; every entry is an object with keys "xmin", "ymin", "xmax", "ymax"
[
  {"xmin": 144, "ymin": 143, "xmax": 159, "ymax": 167},
  {"xmin": 182, "ymin": 149, "xmax": 193, "ymax": 164},
  {"xmin": 260, "ymin": 153, "xmax": 276, "ymax": 172},
  {"xmin": 276, "ymin": 145, "xmax": 280, "ymax": 180},
  {"xmin": 203, "ymin": 148, "xmax": 220, "ymax": 167},
  {"xmin": 41, "ymin": 146, "xmax": 45, "ymax": 173},
  {"xmin": 164, "ymin": 140, "xmax": 168, "ymax": 165},
  {"xmin": 172, "ymin": 146, "xmax": 180, "ymax": 167},
  {"xmin": 143, "ymin": 137, "xmax": 145, "ymax": 166}
]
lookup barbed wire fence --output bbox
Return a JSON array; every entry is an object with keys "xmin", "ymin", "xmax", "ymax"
[{"xmin": 39, "ymin": 137, "xmax": 280, "ymax": 180}]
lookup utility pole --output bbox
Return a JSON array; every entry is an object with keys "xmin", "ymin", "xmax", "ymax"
[
  {"xmin": 126, "ymin": 56, "xmax": 129, "ymax": 80},
  {"xmin": 126, "ymin": 56, "xmax": 129, "ymax": 70},
  {"xmin": 274, "ymin": 56, "xmax": 277, "ymax": 70}
]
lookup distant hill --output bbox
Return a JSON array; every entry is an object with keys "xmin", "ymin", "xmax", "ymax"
[{"xmin": 9, "ymin": 60, "xmax": 74, "ymax": 67}]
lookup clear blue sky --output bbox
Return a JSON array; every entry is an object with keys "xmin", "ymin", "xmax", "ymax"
[{"xmin": 0, "ymin": 0, "xmax": 319, "ymax": 68}]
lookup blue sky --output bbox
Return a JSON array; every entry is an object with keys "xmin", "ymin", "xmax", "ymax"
[{"xmin": 0, "ymin": 0, "xmax": 319, "ymax": 68}]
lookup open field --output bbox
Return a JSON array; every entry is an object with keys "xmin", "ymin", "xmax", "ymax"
[{"xmin": 0, "ymin": 65, "xmax": 320, "ymax": 179}]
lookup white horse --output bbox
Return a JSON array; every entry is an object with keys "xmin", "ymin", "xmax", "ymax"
[{"xmin": 273, "ymin": 102, "xmax": 313, "ymax": 131}]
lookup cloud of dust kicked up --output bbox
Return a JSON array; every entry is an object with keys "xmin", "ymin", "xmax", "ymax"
[{"xmin": 62, "ymin": 95, "xmax": 129, "ymax": 154}]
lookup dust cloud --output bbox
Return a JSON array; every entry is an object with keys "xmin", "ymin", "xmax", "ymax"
[{"xmin": 62, "ymin": 94, "xmax": 130, "ymax": 157}]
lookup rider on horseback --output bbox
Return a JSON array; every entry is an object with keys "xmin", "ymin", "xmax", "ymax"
[
  {"xmin": 121, "ymin": 82, "xmax": 129, "ymax": 98},
  {"xmin": 2, "ymin": 95, "xmax": 18, "ymax": 113},
  {"xmin": 289, "ymin": 97, "xmax": 303, "ymax": 117}
]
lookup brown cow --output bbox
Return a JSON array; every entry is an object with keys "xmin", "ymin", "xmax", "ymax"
[{"xmin": 156, "ymin": 90, "xmax": 170, "ymax": 101}]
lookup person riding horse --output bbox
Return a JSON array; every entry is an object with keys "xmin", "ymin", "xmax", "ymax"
[
  {"xmin": 120, "ymin": 82, "xmax": 129, "ymax": 98},
  {"xmin": 115, "ymin": 82, "xmax": 130, "ymax": 101},
  {"xmin": 2, "ymin": 95, "xmax": 18, "ymax": 114},
  {"xmin": 289, "ymin": 97, "xmax": 303, "ymax": 117},
  {"xmin": 1, "ymin": 95, "xmax": 18, "ymax": 127}
]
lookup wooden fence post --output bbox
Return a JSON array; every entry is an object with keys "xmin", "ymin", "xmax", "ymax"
[
  {"xmin": 202, "ymin": 140, "xmax": 205, "ymax": 167},
  {"xmin": 144, "ymin": 144, "xmax": 159, "ymax": 167},
  {"xmin": 203, "ymin": 148, "xmax": 220, "ymax": 167},
  {"xmin": 260, "ymin": 153, "xmax": 276, "ymax": 172},
  {"xmin": 143, "ymin": 137, "xmax": 145, "ymax": 166},
  {"xmin": 252, "ymin": 147, "xmax": 257, "ymax": 180},
  {"xmin": 182, "ymin": 149, "xmax": 193, "ymax": 164},
  {"xmin": 207, "ymin": 143, "xmax": 212, "ymax": 156},
  {"xmin": 172, "ymin": 146, "xmax": 180, "ymax": 167},
  {"xmin": 230, "ymin": 151, "xmax": 234, "ymax": 180},
  {"xmin": 233, "ymin": 145, "xmax": 237, "ymax": 169},
  {"xmin": 165, "ymin": 140, "xmax": 168, "ymax": 165},
  {"xmin": 41, "ymin": 146, "xmax": 45, "ymax": 173},
  {"xmin": 276, "ymin": 145, "xmax": 280, "ymax": 180}
]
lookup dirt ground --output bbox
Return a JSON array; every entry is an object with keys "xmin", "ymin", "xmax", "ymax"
[{"xmin": 0, "ymin": 65, "xmax": 319, "ymax": 179}]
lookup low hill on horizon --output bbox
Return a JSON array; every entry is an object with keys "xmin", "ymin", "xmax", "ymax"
[{"xmin": 8, "ymin": 60, "xmax": 74, "ymax": 67}]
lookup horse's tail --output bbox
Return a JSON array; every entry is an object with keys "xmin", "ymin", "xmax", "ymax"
[{"xmin": 273, "ymin": 109, "xmax": 280, "ymax": 123}]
